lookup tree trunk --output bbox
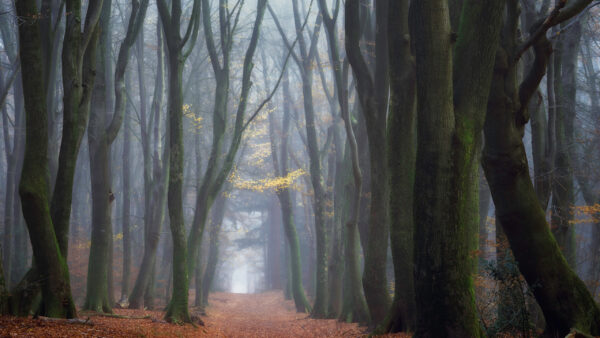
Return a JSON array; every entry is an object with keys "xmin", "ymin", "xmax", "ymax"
[
  {"xmin": 51, "ymin": 0, "xmax": 103, "ymax": 257},
  {"xmin": 120, "ymin": 70, "xmax": 132, "ymax": 302},
  {"xmin": 382, "ymin": 0, "xmax": 416, "ymax": 332},
  {"xmin": 16, "ymin": 0, "xmax": 77, "ymax": 318},
  {"xmin": 410, "ymin": 0, "xmax": 505, "ymax": 335},
  {"xmin": 550, "ymin": 21, "xmax": 581, "ymax": 267},
  {"xmin": 201, "ymin": 195, "xmax": 227, "ymax": 306},
  {"xmin": 269, "ymin": 71, "xmax": 311, "ymax": 312},
  {"xmin": 345, "ymin": 0, "xmax": 392, "ymax": 324},
  {"xmin": 482, "ymin": 2, "xmax": 600, "ymax": 335},
  {"xmin": 129, "ymin": 16, "xmax": 167, "ymax": 310},
  {"xmin": 266, "ymin": 197, "xmax": 284, "ymax": 290}
]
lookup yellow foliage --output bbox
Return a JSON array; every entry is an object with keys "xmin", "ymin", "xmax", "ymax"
[
  {"xmin": 183, "ymin": 104, "xmax": 203, "ymax": 131},
  {"xmin": 229, "ymin": 168, "xmax": 307, "ymax": 192},
  {"xmin": 570, "ymin": 203, "xmax": 600, "ymax": 224}
]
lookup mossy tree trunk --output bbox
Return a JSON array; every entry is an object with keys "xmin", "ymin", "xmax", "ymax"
[
  {"xmin": 410, "ymin": 0, "xmax": 505, "ymax": 336},
  {"xmin": 482, "ymin": 1, "xmax": 600, "ymax": 336},
  {"xmin": 15, "ymin": 0, "xmax": 77, "ymax": 318},
  {"xmin": 381, "ymin": 0, "xmax": 416, "ymax": 332}
]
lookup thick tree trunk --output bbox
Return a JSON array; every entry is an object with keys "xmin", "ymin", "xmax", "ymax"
[
  {"xmin": 85, "ymin": 1, "xmax": 114, "ymax": 312},
  {"xmin": 85, "ymin": 67, "xmax": 114, "ymax": 313},
  {"xmin": 16, "ymin": 0, "xmax": 77, "ymax": 318},
  {"xmin": 410, "ymin": 0, "xmax": 505, "ymax": 336},
  {"xmin": 483, "ymin": 3, "xmax": 600, "ymax": 334},
  {"xmin": 382, "ymin": 0, "xmax": 416, "ymax": 332}
]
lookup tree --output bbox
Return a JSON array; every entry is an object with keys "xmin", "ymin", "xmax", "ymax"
[
  {"xmin": 128, "ymin": 17, "xmax": 169, "ymax": 310},
  {"xmin": 317, "ymin": 0, "xmax": 369, "ymax": 324},
  {"xmin": 155, "ymin": 0, "xmax": 201, "ymax": 323},
  {"xmin": 1, "ymin": 0, "xmax": 25, "ymax": 289},
  {"xmin": 409, "ymin": 0, "xmax": 506, "ymax": 336},
  {"xmin": 15, "ymin": 0, "xmax": 78, "ymax": 318},
  {"xmin": 268, "ymin": 68, "xmax": 312, "ymax": 313},
  {"xmin": 344, "ymin": 0, "xmax": 392, "ymax": 325},
  {"xmin": 381, "ymin": 0, "xmax": 416, "ymax": 332},
  {"xmin": 186, "ymin": 0, "xmax": 267, "ymax": 307},
  {"xmin": 482, "ymin": 0, "xmax": 600, "ymax": 335},
  {"xmin": 84, "ymin": 0, "xmax": 148, "ymax": 313}
]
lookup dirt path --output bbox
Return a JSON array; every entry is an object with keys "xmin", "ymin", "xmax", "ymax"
[
  {"xmin": 0, "ymin": 291, "xmax": 408, "ymax": 337},
  {"xmin": 203, "ymin": 291, "xmax": 364, "ymax": 337}
]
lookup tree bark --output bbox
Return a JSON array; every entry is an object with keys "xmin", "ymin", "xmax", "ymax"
[
  {"xmin": 382, "ymin": 0, "xmax": 416, "ymax": 332},
  {"xmin": 410, "ymin": 0, "xmax": 505, "ymax": 336},
  {"xmin": 16, "ymin": 0, "xmax": 77, "ymax": 318},
  {"xmin": 483, "ymin": 1, "xmax": 600, "ymax": 335},
  {"xmin": 345, "ymin": 0, "xmax": 392, "ymax": 324}
]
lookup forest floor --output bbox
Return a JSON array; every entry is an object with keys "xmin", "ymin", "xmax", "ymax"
[{"xmin": 0, "ymin": 291, "xmax": 409, "ymax": 337}]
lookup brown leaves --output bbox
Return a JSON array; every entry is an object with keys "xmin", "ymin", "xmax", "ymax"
[{"xmin": 1, "ymin": 291, "xmax": 410, "ymax": 337}]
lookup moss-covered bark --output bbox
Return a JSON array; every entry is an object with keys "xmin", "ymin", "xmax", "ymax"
[
  {"xmin": 483, "ymin": 2, "xmax": 600, "ymax": 335},
  {"xmin": 15, "ymin": 0, "xmax": 77, "ymax": 318},
  {"xmin": 381, "ymin": 0, "xmax": 416, "ymax": 332},
  {"xmin": 163, "ymin": 53, "xmax": 192, "ymax": 324},
  {"xmin": 410, "ymin": 0, "xmax": 505, "ymax": 336},
  {"xmin": 85, "ymin": 1, "xmax": 114, "ymax": 312}
]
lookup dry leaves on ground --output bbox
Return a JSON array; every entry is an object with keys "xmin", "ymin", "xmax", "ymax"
[{"xmin": 0, "ymin": 291, "xmax": 410, "ymax": 337}]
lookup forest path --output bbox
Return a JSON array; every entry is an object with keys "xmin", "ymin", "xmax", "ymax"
[
  {"xmin": 201, "ymin": 291, "xmax": 364, "ymax": 337},
  {"xmin": 1, "ymin": 291, "xmax": 410, "ymax": 337}
]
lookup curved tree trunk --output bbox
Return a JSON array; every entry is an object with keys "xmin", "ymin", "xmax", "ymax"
[{"xmin": 483, "ymin": 1, "xmax": 600, "ymax": 335}]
